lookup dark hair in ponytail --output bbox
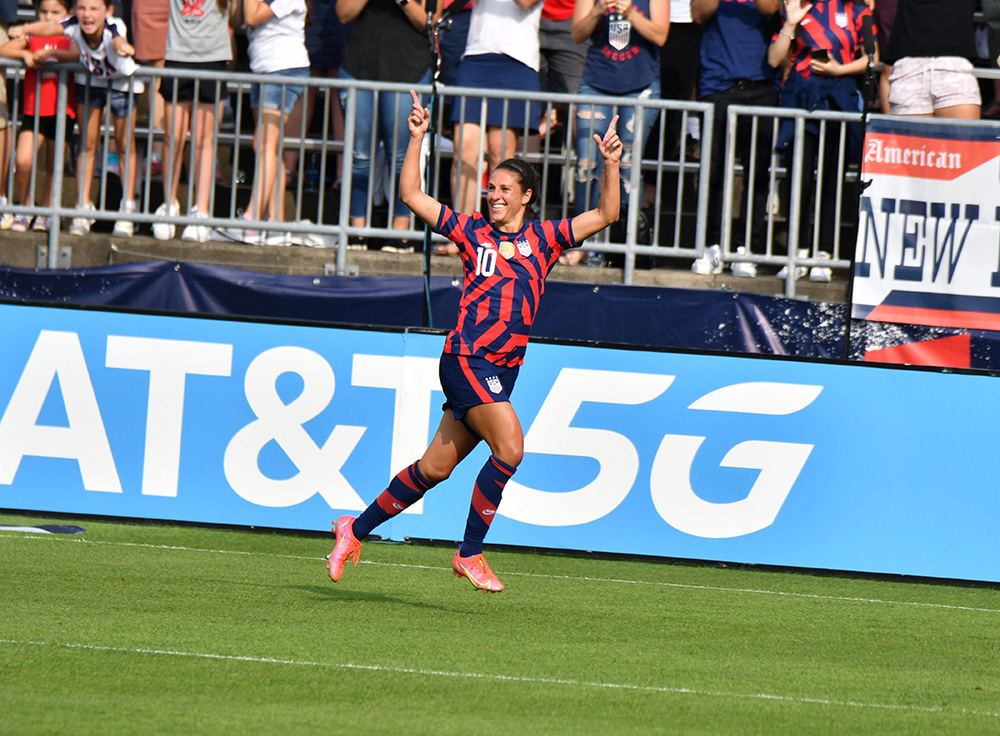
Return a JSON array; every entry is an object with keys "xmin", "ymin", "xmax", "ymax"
[{"xmin": 494, "ymin": 158, "xmax": 541, "ymax": 217}]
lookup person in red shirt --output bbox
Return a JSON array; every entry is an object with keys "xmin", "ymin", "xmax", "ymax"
[
  {"xmin": 0, "ymin": 0, "xmax": 78, "ymax": 232},
  {"xmin": 325, "ymin": 89, "xmax": 622, "ymax": 593}
]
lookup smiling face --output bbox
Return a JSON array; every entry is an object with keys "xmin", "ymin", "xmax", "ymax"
[
  {"xmin": 74, "ymin": 0, "xmax": 111, "ymax": 44},
  {"xmin": 486, "ymin": 169, "xmax": 532, "ymax": 232}
]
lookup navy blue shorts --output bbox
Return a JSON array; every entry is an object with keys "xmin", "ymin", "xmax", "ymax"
[
  {"xmin": 439, "ymin": 353, "xmax": 519, "ymax": 424},
  {"xmin": 451, "ymin": 53, "xmax": 541, "ymax": 132}
]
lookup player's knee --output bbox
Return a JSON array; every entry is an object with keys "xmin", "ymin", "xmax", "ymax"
[
  {"xmin": 417, "ymin": 457, "xmax": 454, "ymax": 486},
  {"xmin": 491, "ymin": 439, "xmax": 523, "ymax": 469}
]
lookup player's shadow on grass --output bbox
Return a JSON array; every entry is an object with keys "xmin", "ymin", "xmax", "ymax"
[{"xmin": 299, "ymin": 585, "xmax": 488, "ymax": 614}]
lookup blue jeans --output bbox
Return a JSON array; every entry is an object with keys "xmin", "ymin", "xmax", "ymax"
[
  {"xmin": 338, "ymin": 69, "xmax": 431, "ymax": 220},
  {"xmin": 573, "ymin": 78, "xmax": 660, "ymax": 215}
]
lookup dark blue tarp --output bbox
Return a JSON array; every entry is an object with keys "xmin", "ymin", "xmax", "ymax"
[
  {"xmin": 8, "ymin": 259, "xmax": 1000, "ymax": 367},
  {"xmin": 0, "ymin": 260, "xmax": 854, "ymax": 357}
]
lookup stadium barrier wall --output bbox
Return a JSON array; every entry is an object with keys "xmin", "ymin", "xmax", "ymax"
[
  {"xmin": 0, "ymin": 261, "xmax": 849, "ymax": 357},
  {"xmin": 2, "ymin": 301, "xmax": 999, "ymax": 583}
]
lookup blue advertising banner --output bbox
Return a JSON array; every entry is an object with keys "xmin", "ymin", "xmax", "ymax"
[{"xmin": 2, "ymin": 302, "xmax": 998, "ymax": 582}]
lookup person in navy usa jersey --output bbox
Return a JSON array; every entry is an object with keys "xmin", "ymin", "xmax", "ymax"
[{"xmin": 326, "ymin": 89, "xmax": 623, "ymax": 593}]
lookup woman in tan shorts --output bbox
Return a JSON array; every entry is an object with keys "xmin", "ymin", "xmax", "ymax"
[{"xmin": 882, "ymin": 0, "xmax": 980, "ymax": 119}]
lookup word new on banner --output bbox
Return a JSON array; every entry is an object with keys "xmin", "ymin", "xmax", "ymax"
[{"xmin": 852, "ymin": 117, "xmax": 1000, "ymax": 330}]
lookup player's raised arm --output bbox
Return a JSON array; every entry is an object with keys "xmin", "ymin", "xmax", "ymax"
[
  {"xmin": 570, "ymin": 115, "xmax": 622, "ymax": 243},
  {"xmin": 399, "ymin": 89, "xmax": 444, "ymax": 228}
]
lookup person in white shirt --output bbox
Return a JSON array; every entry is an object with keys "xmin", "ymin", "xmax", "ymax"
[
  {"xmin": 451, "ymin": 0, "xmax": 545, "ymax": 216},
  {"xmin": 216, "ymin": 0, "xmax": 309, "ymax": 245}
]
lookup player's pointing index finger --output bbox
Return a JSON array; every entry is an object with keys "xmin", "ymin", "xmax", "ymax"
[{"xmin": 604, "ymin": 114, "xmax": 620, "ymax": 142}]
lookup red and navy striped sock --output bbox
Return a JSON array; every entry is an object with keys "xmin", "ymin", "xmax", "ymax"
[
  {"xmin": 352, "ymin": 461, "xmax": 433, "ymax": 540},
  {"xmin": 459, "ymin": 455, "xmax": 516, "ymax": 558}
]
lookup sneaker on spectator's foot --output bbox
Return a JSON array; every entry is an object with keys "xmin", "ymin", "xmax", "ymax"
[
  {"xmin": 69, "ymin": 203, "xmax": 95, "ymax": 236},
  {"xmin": 10, "ymin": 214, "xmax": 31, "ymax": 232},
  {"xmin": 0, "ymin": 196, "xmax": 12, "ymax": 230},
  {"xmin": 112, "ymin": 200, "xmax": 136, "ymax": 238},
  {"xmin": 153, "ymin": 201, "xmax": 180, "ymax": 240},
  {"xmin": 31, "ymin": 215, "xmax": 51, "ymax": 232},
  {"xmin": 452, "ymin": 550, "xmax": 504, "ymax": 592},
  {"xmin": 809, "ymin": 251, "xmax": 832, "ymax": 282},
  {"xmin": 181, "ymin": 206, "xmax": 212, "ymax": 243},
  {"xmin": 691, "ymin": 244, "xmax": 723, "ymax": 275},
  {"xmin": 326, "ymin": 516, "xmax": 362, "ymax": 582},
  {"xmin": 264, "ymin": 230, "xmax": 292, "ymax": 247},
  {"xmin": 730, "ymin": 247, "xmax": 757, "ymax": 278},
  {"xmin": 215, "ymin": 221, "xmax": 264, "ymax": 245},
  {"xmin": 776, "ymin": 248, "xmax": 810, "ymax": 281},
  {"xmin": 288, "ymin": 219, "xmax": 333, "ymax": 248},
  {"xmin": 381, "ymin": 241, "xmax": 414, "ymax": 254}
]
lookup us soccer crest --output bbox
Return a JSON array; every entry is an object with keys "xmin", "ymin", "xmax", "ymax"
[
  {"xmin": 516, "ymin": 238, "xmax": 532, "ymax": 257},
  {"xmin": 609, "ymin": 15, "xmax": 631, "ymax": 51},
  {"xmin": 486, "ymin": 375, "xmax": 503, "ymax": 394},
  {"xmin": 499, "ymin": 240, "xmax": 516, "ymax": 259}
]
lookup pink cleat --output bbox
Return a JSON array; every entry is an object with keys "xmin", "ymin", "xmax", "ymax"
[
  {"xmin": 326, "ymin": 516, "xmax": 362, "ymax": 582},
  {"xmin": 452, "ymin": 550, "xmax": 504, "ymax": 593}
]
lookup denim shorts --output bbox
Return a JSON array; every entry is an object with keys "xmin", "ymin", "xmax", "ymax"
[
  {"xmin": 250, "ymin": 67, "xmax": 309, "ymax": 114},
  {"xmin": 75, "ymin": 84, "xmax": 132, "ymax": 118}
]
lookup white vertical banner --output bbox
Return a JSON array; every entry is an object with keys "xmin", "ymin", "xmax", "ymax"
[{"xmin": 852, "ymin": 117, "xmax": 1000, "ymax": 329}]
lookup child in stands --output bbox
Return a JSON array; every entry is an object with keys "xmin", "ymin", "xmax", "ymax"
[
  {"xmin": 0, "ymin": 0, "xmax": 78, "ymax": 232},
  {"xmin": 10, "ymin": 0, "xmax": 143, "ymax": 237}
]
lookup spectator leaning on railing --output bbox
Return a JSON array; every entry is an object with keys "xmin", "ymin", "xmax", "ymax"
[
  {"xmin": 0, "ymin": 0, "xmax": 79, "ymax": 233},
  {"xmin": 11, "ymin": 0, "xmax": 145, "ymax": 239}
]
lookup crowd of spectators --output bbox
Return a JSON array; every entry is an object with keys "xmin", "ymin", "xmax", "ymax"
[{"xmin": 0, "ymin": 0, "xmax": 994, "ymax": 275}]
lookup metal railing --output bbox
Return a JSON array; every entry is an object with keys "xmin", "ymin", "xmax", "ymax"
[{"xmin": 2, "ymin": 57, "xmax": 998, "ymax": 297}]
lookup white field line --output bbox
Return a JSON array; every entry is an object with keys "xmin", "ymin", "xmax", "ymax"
[
  {"xmin": 3, "ymin": 531, "xmax": 1000, "ymax": 615},
  {"xmin": 1, "ymin": 636, "xmax": 997, "ymax": 719}
]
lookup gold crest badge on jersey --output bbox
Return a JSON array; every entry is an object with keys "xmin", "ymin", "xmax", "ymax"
[{"xmin": 499, "ymin": 241, "xmax": 516, "ymax": 259}]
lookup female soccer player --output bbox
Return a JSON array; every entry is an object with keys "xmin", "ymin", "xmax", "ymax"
[{"xmin": 326, "ymin": 89, "xmax": 622, "ymax": 593}]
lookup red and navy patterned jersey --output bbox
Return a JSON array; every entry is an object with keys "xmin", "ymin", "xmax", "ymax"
[
  {"xmin": 780, "ymin": 0, "xmax": 874, "ymax": 79},
  {"xmin": 434, "ymin": 204, "xmax": 578, "ymax": 367}
]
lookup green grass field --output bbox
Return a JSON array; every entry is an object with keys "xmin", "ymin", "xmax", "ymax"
[{"xmin": 2, "ymin": 513, "xmax": 1000, "ymax": 735}]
